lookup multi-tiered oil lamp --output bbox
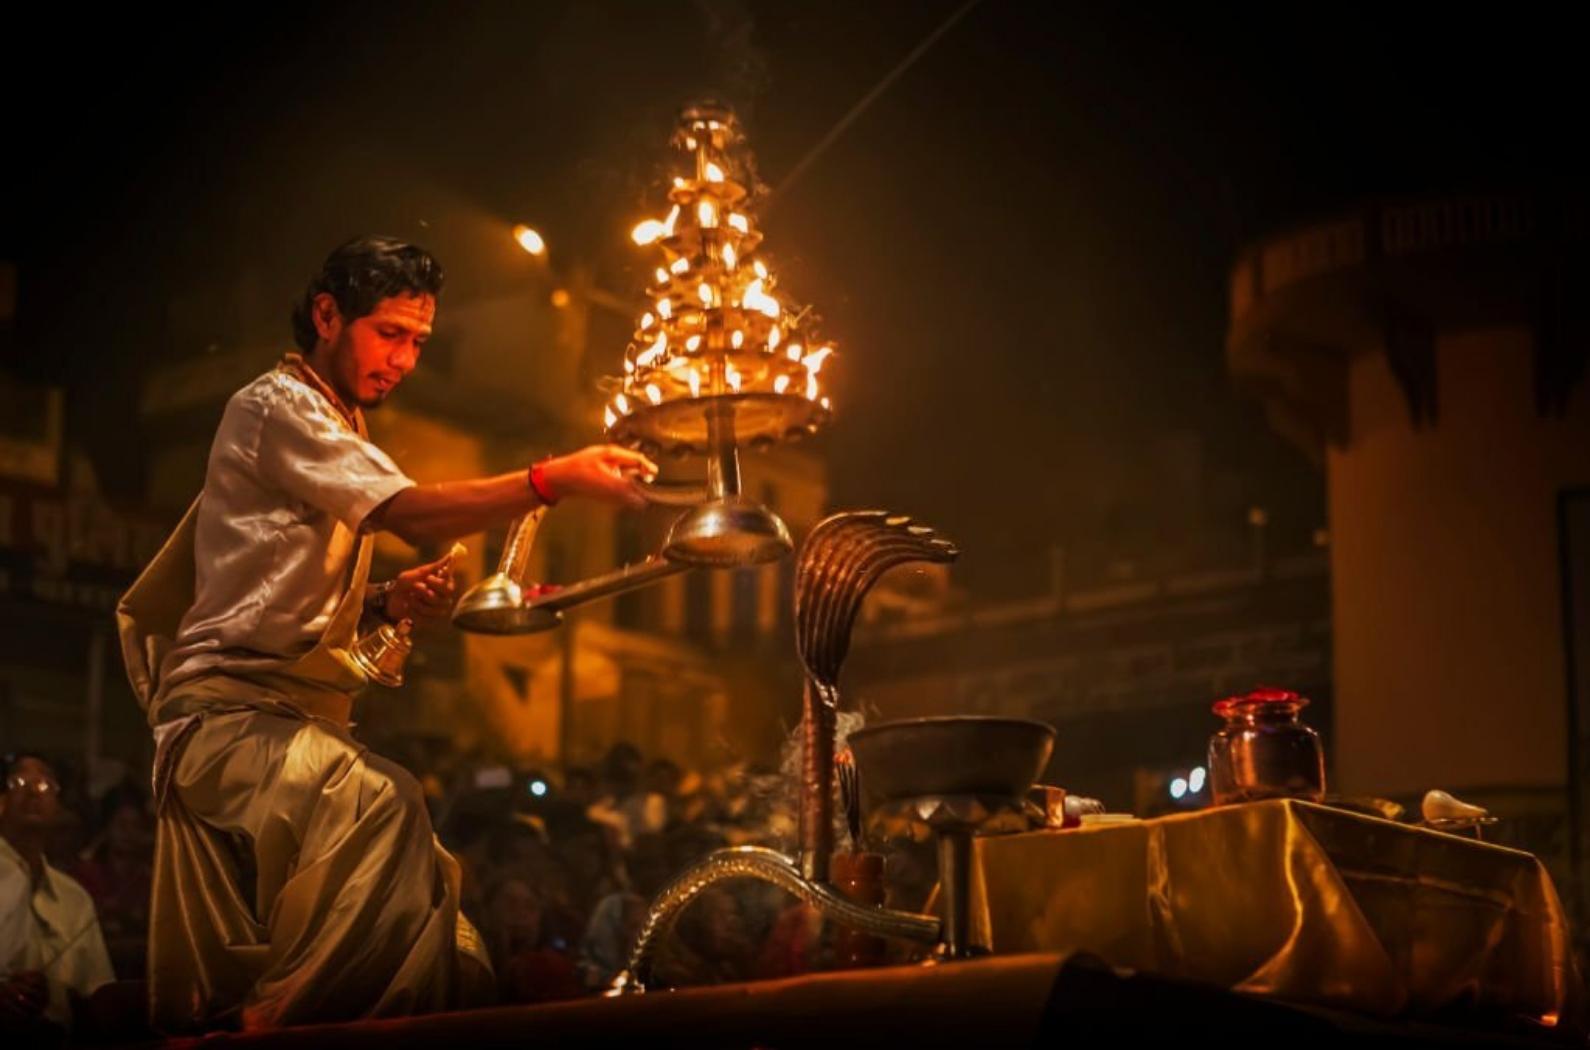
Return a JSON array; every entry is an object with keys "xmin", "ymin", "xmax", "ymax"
[
  {"xmin": 456, "ymin": 102, "xmax": 836, "ymax": 632},
  {"xmin": 606, "ymin": 100, "xmax": 835, "ymax": 567}
]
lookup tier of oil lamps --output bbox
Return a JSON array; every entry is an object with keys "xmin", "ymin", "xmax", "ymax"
[
  {"xmin": 606, "ymin": 100, "xmax": 835, "ymax": 567},
  {"xmin": 454, "ymin": 101, "xmax": 839, "ymax": 633}
]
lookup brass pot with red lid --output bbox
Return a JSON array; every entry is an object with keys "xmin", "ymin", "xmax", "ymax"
[{"xmin": 1208, "ymin": 687, "xmax": 1325, "ymax": 805}]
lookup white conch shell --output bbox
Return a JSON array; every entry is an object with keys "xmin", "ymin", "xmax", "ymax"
[
  {"xmin": 1064, "ymin": 795, "xmax": 1106, "ymax": 820},
  {"xmin": 1422, "ymin": 789, "xmax": 1490, "ymax": 823}
]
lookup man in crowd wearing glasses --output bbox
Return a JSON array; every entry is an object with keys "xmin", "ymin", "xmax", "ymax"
[{"xmin": 0, "ymin": 753, "xmax": 115, "ymax": 1043}]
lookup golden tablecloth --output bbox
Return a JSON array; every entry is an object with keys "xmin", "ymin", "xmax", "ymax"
[{"xmin": 970, "ymin": 799, "xmax": 1582, "ymax": 1025}]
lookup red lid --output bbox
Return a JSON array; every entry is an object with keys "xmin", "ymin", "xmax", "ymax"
[
  {"xmin": 1245, "ymin": 686, "xmax": 1302, "ymax": 704},
  {"xmin": 1213, "ymin": 686, "xmax": 1308, "ymax": 717}
]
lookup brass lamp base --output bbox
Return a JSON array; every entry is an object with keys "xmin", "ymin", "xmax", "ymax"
[
  {"xmin": 609, "ymin": 392, "xmax": 829, "ymax": 457},
  {"xmin": 663, "ymin": 496, "xmax": 792, "ymax": 567}
]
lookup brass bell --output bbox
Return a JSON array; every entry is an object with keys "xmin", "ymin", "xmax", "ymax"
[{"xmin": 349, "ymin": 618, "xmax": 414, "ymax": 688}]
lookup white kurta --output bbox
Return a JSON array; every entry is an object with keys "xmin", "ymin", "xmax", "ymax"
[
  {"xmin": 156, "ymin": 367, "xmax": 414, "ymax": 708},
  {"xmin": 0, "ymin": 835, "xmax": 115, "ymax": 1029}
]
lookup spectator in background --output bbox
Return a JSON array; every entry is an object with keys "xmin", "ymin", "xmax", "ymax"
[
  {"xmin": 558, "ymin": 819, "xmax": 624, "ymax": 921},
  {"xmin": 0, "ymin": 753, "xmax": 115, "ymax": 1044},
  {"xmin": 576, "ymin": 832, "xmax": 672, "ymax": 990},
  {"xmin": 483, "ymin": 817, "xmax": 581, "ymax": 953},
  {"xmin": 586, "ymin": 743, "xmax": 644, "ymax": 848},
  {"xmin": 631, "ymin": 758, "xmax": 681, "ymax": 836},
  {"xmin": 515, "ymin": 769, "xmax": 586, "ymax": 843},
  {"xmin": 71, "ymin": 783, "xmax": 154, "ymax": 980},
  {"xmin": 671, "ymin": 768, "xmax": 709, "ymax": 826},
  {"xmin": 481, "ymin": 876, "xmax": 582, "ymax": 1005},
  {"xmin": 561, "ymin": 766, "xmax": 599, "ymax": 810},
  {"xmin": 654, "ymin": 887, "xmax": 757, "ymax": 988}
]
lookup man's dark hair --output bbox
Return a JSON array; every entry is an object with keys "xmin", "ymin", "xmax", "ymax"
[{"xmin": 290, "ymin": 236, "xmax": 445, "ymax": 352}]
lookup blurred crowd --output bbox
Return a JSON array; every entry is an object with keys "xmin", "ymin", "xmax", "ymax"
[
  {"xmin": 1, "ymin": 735, "xmax": 936, "ymax": 1042},
  {"xmin": 425, "ymin": 736, "xmax": 935, "ymax": 1001}
]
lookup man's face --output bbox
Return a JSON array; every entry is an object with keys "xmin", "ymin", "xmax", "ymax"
[
  {"xmin": 317, "ymin": 292, "xmax": 435, "ymax": 408},
  {"xmin": 1, "ymin": 757, "xmax": 61, "ymax": 833}
]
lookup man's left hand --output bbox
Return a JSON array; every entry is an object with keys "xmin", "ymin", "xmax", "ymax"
[{"xmin": 385, "ymin": 553, "xmax": 458, "ymax": 625}]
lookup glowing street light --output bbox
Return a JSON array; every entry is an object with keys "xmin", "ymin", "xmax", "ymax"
[{"xmin": 513, "ymin": 223, "xmax": 547, "ymax": 257}]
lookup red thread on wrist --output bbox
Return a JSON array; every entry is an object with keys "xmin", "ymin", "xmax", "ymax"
[{"xmin": 529, "ymin": 461, "xmax": 560, "ymax": 505}]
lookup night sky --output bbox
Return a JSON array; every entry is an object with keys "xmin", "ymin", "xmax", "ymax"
[{"xmin": 4, "ymin": 2, "xmax": 1576, "ymax": 598}]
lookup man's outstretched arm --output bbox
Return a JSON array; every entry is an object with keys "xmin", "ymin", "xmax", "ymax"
[{"xmin": 366, "ymin": 444, "xmax": 657, "ymax": 545}]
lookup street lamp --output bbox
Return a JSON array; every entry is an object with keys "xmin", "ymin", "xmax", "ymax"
[{"xmin": 512, "ymin": 223, "xmax": 547, "ymax": 257}]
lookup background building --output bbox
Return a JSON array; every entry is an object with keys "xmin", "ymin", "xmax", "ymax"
[{"xmin": 1226, "ymin": 190, "xmax": 1590, "ymax": 917}]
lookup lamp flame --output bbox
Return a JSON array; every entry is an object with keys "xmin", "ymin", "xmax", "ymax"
[
  {"xmin": 742, "ymin": 279, "xmax": 780, "ymax": 319},
  {"xmin": 633, "ymin": 220, "xmax": 667, "ymax": 246},
  {"xmin": 801, "ymin": 347, "xmax": 833, "ymax": 375},
  {"xmin": 636, "ymin": 333, "xmax": 667, "ymax": 368}
]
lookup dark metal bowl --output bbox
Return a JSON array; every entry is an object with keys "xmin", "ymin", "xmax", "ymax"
[{"xmin": 847, "ymin": 716, "xmax": 1056, "ymax": 803}]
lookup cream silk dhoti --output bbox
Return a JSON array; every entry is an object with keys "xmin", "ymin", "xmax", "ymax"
[
  {"xmin": 150, "ymin": 704, "xmax": 485, "ymax": 1029},
  {"xmin": 119, "ymin": 491, "xmax": 491, "ymax": 1031}
]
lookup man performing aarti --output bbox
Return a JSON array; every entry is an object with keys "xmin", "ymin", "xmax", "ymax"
[{"xmin": 117, "ymin": 236, "xmax": 656, "ymax": 1031}]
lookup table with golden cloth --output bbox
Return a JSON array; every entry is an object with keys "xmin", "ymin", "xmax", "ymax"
[{"xmin": 969, "ymin": 799, "xmax": 1581, "ymax": 1026}]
